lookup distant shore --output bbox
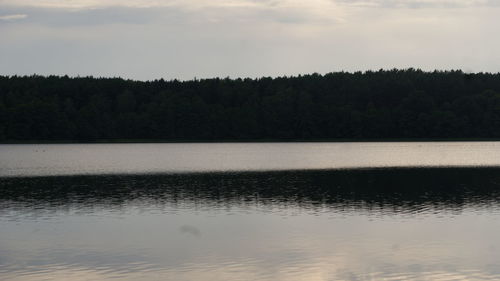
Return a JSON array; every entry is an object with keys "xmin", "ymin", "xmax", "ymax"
[
  {"xmin": 3, "ymin": 71, "xmax": 500, "ymax": 143},
  {"xmin": 3, "ymin": 138, "xmax": 500, "ymax": 144}
]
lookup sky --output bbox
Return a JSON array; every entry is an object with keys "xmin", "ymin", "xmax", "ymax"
[{"xmin": 1, "ymin": 0, "xmax": 499, "ymax": 80}]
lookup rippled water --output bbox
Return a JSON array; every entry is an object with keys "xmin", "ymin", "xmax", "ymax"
[
  {"xmin": 2, "ymin": 169, "xmax": 500, "ymax": 280},
  {"xmin": 3, "ymin": 142, "xmax": 500, "ymax": 177}
]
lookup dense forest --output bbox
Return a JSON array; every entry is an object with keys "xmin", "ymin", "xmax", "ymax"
[{"xmin": 2, "ymin": 69, "xmax": 500, "ymax": 142}]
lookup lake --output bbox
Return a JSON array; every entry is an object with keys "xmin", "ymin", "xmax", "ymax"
[
  {"xmin": 1, "ymin": 142, "xmax": 500, "ymax": 280},
  {"xmin": 2, "ymin": 142, "xmax": 500, "ymax": 177}
]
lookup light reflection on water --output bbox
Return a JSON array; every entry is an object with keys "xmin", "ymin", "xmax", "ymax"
[
  {"xmin": 3, "ymin": 142, "xmax": 500, "ymax": 177},
  {"xmin": 1, "ymin": 169, "xmax": 500, "ymax": 280}
]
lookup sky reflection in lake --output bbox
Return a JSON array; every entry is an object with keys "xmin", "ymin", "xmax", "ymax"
[
  {"xmin": 3, "ymin": 142, "xmax": 500, "ymax": 177},
  {"xmin": 1, "ymin": 169, "xmax": 500, "ymax": 280}
]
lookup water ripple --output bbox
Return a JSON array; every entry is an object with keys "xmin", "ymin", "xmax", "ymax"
[{"xmin": 2, "ymin": 169, "xmax": 500, "ymax": 280}]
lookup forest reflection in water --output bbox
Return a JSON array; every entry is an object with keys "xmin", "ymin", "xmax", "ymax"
[
  {"xmin": 2, "ymin": 168, "xmax": 500, "ymax": 214},
  {"xmin": 2, "ymin": 168, "xmax": 500, "ymax": 280}
]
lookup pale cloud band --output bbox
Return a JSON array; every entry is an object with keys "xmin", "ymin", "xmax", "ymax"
[
  {"xmin": 0, "ymin": 0, "xmax": 497, "ymax": 9},
  {"xmin": 338, "ymin": 0, "xmax": 498, "ymax": 8},
  {"xmin": 0, "ymin": 0, "xmax": 494, "ymax": 27},
  {"xmin": 0, "ymin": 0, "xmax": 332, "ymax": 9},
  {"xmin": 0, "ymin": 0, "xmax": 345, "ymax": 26},
  {"xmin": 0, "ymin": 14, "xmax": 27, "ymax": 20}
]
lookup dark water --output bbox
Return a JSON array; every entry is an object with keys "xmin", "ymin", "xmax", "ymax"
[{"xmin": 2, "ymin": 169, "xmax": 500, "ymax": 280}]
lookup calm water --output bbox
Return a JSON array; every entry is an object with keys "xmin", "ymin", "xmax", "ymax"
[
  {"xmin": 2, "ymin": 142, "xmax": 500, "ymax": 177},
  {"xmin": 2, "ymin": 143, "xmax": 500, "ymax": 280}
]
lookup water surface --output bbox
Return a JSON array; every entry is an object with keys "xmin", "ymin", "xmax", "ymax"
[
  {"xmin": 2, "ymin": 169, "xmax": 500, "ymax": 280},
  {"xmin": 2, "ymin": 142, "xmax": 500, "ymax": 280},
  {"xmin": 2, "ymin": 142, "xmax": 500, "ymax": 177}
]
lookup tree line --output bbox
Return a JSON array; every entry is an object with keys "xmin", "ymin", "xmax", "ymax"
[{"xmin": 2, "ymin": 69, "xmax": 500, "ymax": 142}]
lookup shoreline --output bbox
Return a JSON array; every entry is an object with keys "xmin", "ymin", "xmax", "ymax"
[{"xmin": 3, "ymin": 138, "xmax": 500, "ymax": 144}]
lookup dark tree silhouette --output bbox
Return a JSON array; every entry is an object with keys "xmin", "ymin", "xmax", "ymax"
[{"xmin": 2, "ymin": 69, "xmax": 500, "ymax": 142}]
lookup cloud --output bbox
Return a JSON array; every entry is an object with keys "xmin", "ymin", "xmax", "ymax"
[
  {"xmin": 0, "ymin": 0, "xmax": 169, "ymax": 9},
  {"xmin": 0, "ymin": 0, "xmax": 324, "ymax": 10},
  {"xmin": 1, "ymin": 0, "xmax": 499, "ymax": 80},
  {"xmin": 334, "ymin": 0, "xmax": 499, "ymax": 8},
  {"xmin": 0, "ymin": 6, "xmax": 169, "ymax": 26},
  {"xmin": 0, "ymin": 0, "xmax": 344, "ymax": 26},
  {"xmin": 7, "ymin": 0, "xmax": 487, "ymax": 10},
  {"xmin": 0, "ymin": 14, "xmax": 27, "ymax": 21}
]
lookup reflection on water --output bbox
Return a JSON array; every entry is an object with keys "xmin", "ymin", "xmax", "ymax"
[
  {"xmin": 3, "ymin": 142, "xmax": 500, "ymax": 177},
  {"xmin": 2, "ymin": 169, "xmax": 500, "ymax": 280}
]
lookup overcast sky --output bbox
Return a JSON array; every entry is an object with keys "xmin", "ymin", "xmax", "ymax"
[{"xmin": 1, "ymin": 0, "xmax": 499, "ymax": 80}]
